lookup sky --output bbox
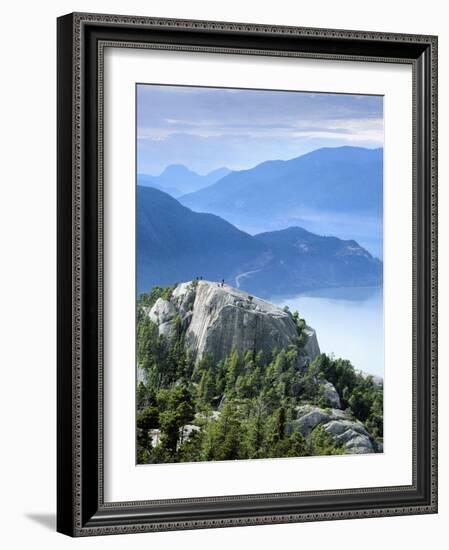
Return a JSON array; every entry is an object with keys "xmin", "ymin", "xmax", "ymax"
[{"xmin": 137, "ymin": 84, "xmax": 383, "ymax": 176}]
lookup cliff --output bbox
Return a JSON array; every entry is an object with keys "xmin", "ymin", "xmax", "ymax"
[{"xmin": 147, "ymin": 280, "xmax": 320, "ymax": 367}]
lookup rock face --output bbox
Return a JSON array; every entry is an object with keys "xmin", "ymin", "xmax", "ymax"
[
  {"xmin": 137, "ymin": 367, "xmax": 148, "ymax": 385},
  {"xmin": 320, "ymin": 380, "xmax": 341, "ymax": 409},
  {"xmin": 148, "ymin": 298, "xmax": 177, "ymax": 337},
  {"xmin": 147, "ymin": 280, "xmax": 320, "ymax": 366},
  {"xmin": 293, "ymin": 404, "xmax": 378, "ymax": 454},
  {"xmin": 302, "ymin": 326, "xmax": 321, "ymax": 366}
]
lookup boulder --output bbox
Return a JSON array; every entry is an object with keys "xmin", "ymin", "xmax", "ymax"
[
  {"xmin": 195, "ymin": 410, "xmax": 221, "ymax": 422},
  {"xmin": 137, "ymin": 366, "xmax": 148, "ymax": 385},
  {"xmin": 320, "ymin": 380, "xmax": 341, "ymax": 409},
  {"xmin": 148, "ymin": 298, "xmax": 177, "ymax": 337},
  {"xmin": 322, "ymin": 419, "xmax": 369, "ymax": 437},
  {"xmin": 180, "ymin": 424, "xmax": 201, "ymax": 441},
  {"xmin": 293, "ymin": 405, "xmax": 378, "ymax": 454},
  {"xmin": 172, "ymin": 282, "xmax": 197, "ymax": 316},
  {"xmin": 293, "ymin": 405, "xmax": 331, "ymax": 437},
  {"xmin": 148, "ymin": 428, "xmax": 161, "ymax": 447},
  {"xmin": 322, "ymin": 419, "xmax": 374, "ymax": 454}
]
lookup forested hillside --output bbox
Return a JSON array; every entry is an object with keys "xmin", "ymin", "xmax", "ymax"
[{"xmin": 136, "ymin": 282, "xmax": 383, "ymax": 464}]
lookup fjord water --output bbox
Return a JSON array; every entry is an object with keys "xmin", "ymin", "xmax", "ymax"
[{"xmin": 272, "ymin": 286, "xmax": 384, "ymax": 378}]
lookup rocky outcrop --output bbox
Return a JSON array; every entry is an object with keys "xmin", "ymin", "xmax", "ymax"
[
  {"xmin": 320, "ymin": 380, "xmax": 341, "ymax": 409},
  {"xmin": 148, "ymin": 298, "xmax": 177, "ymax": 337},
  {"xmin": 147, "ymin": 280, "xmax": 320, "ymax": 366},
  {"xmin": 323, "ymin": 420, "xmax": 375, "ymax": 454},
  {"xmin": 137, "ymin": 367, "xmax": 148, "ymax": 385},
  {"xmin": 292, "ymin": 404, "xmax": 379, "ymax": 454},
  {"xmin": 180, "ymin": 424, "xmax": 201, "ymax": 441},
  {"xmin": 302, "ymin": 327, "xmax": 320, "ymax": 367}
]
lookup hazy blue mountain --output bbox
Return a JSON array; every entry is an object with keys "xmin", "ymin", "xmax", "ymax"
[
  {"xmin": 137, "ymin": 186, "xmax": 267, "ymax": 294},
  {"xmin": 137, "ymin": 174, "xmax": 182, "ymax": 198},
  {"xmin": 180, "ymin": 147, "xmax": 382, "ymax": 214},
  {"xmin": 203, "ymin": 167, "xmax": 232, "ymax": 185},
  {"xmin": 137, "ymin": 187, "xmax": 382, "ymax": 296},
  {"xmin": 238, "ymin": 227, "xmax": 383, "ymax": 297},
  {"xmin": 138, "ymin": 165, "xmax": 231, "ymax": 198},
  {"xmin": 179, "ymin": 147, "xmax": 383, "ymax": 256}
]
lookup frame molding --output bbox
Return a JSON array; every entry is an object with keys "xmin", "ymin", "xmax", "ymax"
[{"xmin": 57, "ymin": 12, "xmax": 438, "ymax": 537}]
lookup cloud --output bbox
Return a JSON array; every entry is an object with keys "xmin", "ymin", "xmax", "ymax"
[{"xmin": 137, "ymin": 85, "xmax": 383, "ymax": 174}]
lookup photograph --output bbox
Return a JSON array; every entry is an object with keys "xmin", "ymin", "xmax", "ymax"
[
  {"xmin": 135, "ymin": 84, "xmax": 385, "ymax": 464},
  {"xmin": 53, "ymin": 9, "xmax": 437, "ymax": 538}
]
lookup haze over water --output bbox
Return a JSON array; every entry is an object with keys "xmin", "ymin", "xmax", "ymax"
[{"xmin": 272, "ymin": 286, "xmax": 384, "ymax": 378}]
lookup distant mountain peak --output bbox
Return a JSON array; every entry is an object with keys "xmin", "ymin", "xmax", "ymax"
[
  {"xmin": 258, "ymin": 226, "xmax": 315, "ymax": 238},
  {"xmin": 158, "ymin": 164, "xmax": 232, "ymax": 178},
  {"xmin": 206, "ymin": 166, "xmax": 231, "ymax": 177},
  {"xmin": 139, "ymin": 165, "xmax": 233, "ymax": 198},
  {"xmin": 160, "ymin": 164, "xmax": 196, "ymax": 177}
]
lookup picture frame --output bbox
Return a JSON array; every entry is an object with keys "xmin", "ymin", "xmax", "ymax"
[{"xmin": 57, "ymin": 12, "xmax": 438, "ymax": 537}]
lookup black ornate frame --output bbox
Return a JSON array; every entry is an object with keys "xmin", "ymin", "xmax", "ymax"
[{"xmin": 57, "ymin": 12, "xmax": 438, "ymax": 537}]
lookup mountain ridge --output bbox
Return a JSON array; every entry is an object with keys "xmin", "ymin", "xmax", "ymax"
[
  {"xmin": 138, "ymin": 164, "xmax": 231, "ymax": 197},
  {"xmin": 137, "ymin": 186, "xmax": 382, "ymax": 296},
  {"xmin": 178, "ymin": 147, "xmax": 383, "ymax": 250},
  {"xmin": 137, "ymin": 186, "xmax": 268, "ymax": 294},
  {"xmin": 180, "ymin": 146, "xmax": 382, "ymax": 207}
]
